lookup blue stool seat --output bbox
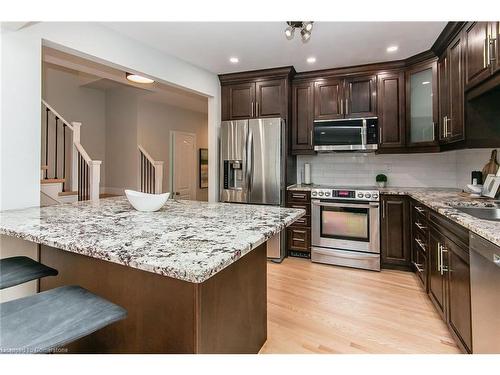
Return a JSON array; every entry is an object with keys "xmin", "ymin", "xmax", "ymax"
[
  {"xmin": 0, "ymin": 256, "xmax": 58, "ymax": 290},
  {"xmin": 0, "ymin": 285, "xmax": 127, "ymax": 354}
]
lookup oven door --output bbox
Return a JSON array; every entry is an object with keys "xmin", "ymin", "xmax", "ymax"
[{"xmin": 312, "ymin": 199, "xmax": 380, "ymax": 253}]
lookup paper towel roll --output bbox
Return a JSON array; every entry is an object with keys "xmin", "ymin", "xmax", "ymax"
[{"xmin": 304, "ymin": 163, "xmax": 311, "ymax": 185}]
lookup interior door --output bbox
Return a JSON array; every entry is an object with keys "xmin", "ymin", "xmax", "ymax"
[
  {"xmin": 172, "ymin": 131, "xmax": 197, "ymax": 200},
  {"xmin": 464, "ymin": 22, "xmax": 491, "ymax": 89},
  {"xmin": 314, "ymin": 79, "xmax": 343, "ymax": 120},
  {"xmin": 248, "ymin": 118, "xmax": 282, "ymax": 205},
  {"xmin": 344, "ymin": 75, "xmax": 377, "ymax": 118},
  {"xmin": 255, "ymin": 79, "xmax": 285, "ymax": 118}
]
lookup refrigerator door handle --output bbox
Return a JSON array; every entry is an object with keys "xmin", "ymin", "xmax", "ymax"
[
  {"xmin": 245, "ymin": 130, "xmax": 252, "ymax": 192},
  {"xmin": 248, "ymin": 131, "xmax": 254, "ymax": 191}
]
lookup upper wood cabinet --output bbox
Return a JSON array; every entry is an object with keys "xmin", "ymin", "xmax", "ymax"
[
  {"xmin": 221, "ymin": 83, "xmax": 255, "ymax": 120},
  {"xmin": 313, "ymin": 75, "xmax": 377, "ymax": 120},
  {"xmin": 405, "ymin": 60, "xmax": 439, "ymax": 148},
  {"xmin": 377, "ymin": 72, "xmax": 405, "ymax": 149},
  {"xmin": 344, "ymin": 75, "xmax": 377, "ymax": 118},
  {"xmin": 438, "ymin": 33, "xmax": 465, "ymax": 144},
  {"xmin": 313, "ymin": 79, "xmax": 343, "ymax": 120},
  {"xmin": 291, "ymin": 81, "xmax": 314, "ymax": 153},
  {"xmin": 219, "ymin": 67, "xmax": 294, "ymax": 121},
  {"xmin": 464, "ymin": 22, "xmax": 499, "ymax": 90}
]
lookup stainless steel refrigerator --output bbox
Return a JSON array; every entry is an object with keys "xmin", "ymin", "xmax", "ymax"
[{"xmin": 220, "ymin": 118, "xmax": 286, "ymax": 261}]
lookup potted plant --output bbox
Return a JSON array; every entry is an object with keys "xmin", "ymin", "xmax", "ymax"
[{"xmin": 376, "ymin": 174, "xmax": 387, "ymax": 188}]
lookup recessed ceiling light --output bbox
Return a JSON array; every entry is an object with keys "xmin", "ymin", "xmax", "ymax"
[
  {"xmin": 386, "ymin": 45, "xmax": 398, "ymax": 53},
  {"xmin": 229, "ymin": 57, "xmax": 239, "ymax": 64},
  {"xmin": 307, "ymin": 57, "xmax": 316, "ymax": 64},
  {"xmin": 422, "ymin": 81, "xmax": 430, "ymax": 85},
  {"xmin": 126, "ymin": 73, "xmax": 154, "ymax": 84}
]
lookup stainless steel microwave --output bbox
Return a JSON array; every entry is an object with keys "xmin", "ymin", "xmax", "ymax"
[{"xmin": 313, "ymin": 118, "xmax": 378, "ymax": 152}]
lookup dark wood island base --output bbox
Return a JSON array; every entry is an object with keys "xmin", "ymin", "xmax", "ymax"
[{"xmin": 39, "ymin": 243, "xmax": 267, "ymax": 354}]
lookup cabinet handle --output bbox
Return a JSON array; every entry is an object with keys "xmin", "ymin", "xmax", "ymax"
[
  {"xmin": 292, "ymin": 238, "xmax": 305, "ymax": 242},
  {"xmin": 437, "ymin": 243, "xmax": 442, "ymax": 272},
  {"xmin": 251, "ymin": 102, "xmax": 254, "ymax": 117},
  {"xmin": 379, "ymin": 127, "xmax": 382, "ymax": 143},
  {"xmin": 345, "ymin": 98, "xmax": 349, "ymax": 114},
  {"xmin": 415, "ymin": 206, "xmax": 425, "ymax": 214},
  {"xmin": 413, "ymin": 261, "xmax": 424, "ymax": 273},
  {"xmin": 490, "ymin": 35, "xmax": 497, "ymax": 65},
  {"xmin": 415, "ymin": 238, "xmax": 426, "ymax": 251},
  {"xmin": 446, "ymin": 117, "xmax": 452, "ymax": 136},
  {"xmin": 256, "ymin": 102, "xmax": 259, "ymax": 117},
  {"xmin": 382, "ymin": 201, "xmax": 386, "ymax": 219},
  {"xmin": 291, "ymin": 193, "xmax": 306, "ymax": 199},
  {"xmin": 292, "ymin": 229, "xmax": 306, "ymax": 234},
  {"xmin": 310, "ymin": 130, "xmax": 313, "ymax": 146},
  {"xmin": 415, "ymin": 222, "xmax": 427, "ymax": 230},
  {"xmin": 440, "ymin": 245, "xmax": 448, "ymax": 275},
  {"xmin": 442, "ymin": 116, "xmax": 447, "ymax": 139},
  {"xmin": 340, "ymin": 99, "xmax": 343, "ymax": 115}
]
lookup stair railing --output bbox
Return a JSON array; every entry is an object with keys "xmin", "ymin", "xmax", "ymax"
[
  {"xmin": 138, "ymin": 145, "xmax": 163, "ymax": 194},
  {"xmin": 41, "ymin": 100, "xmax": 101, "ymax": 201}
]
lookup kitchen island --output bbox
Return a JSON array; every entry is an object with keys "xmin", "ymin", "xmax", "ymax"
[{"xmin": 0, "ymin": 197, "xmax": 304, "ymax": 353}]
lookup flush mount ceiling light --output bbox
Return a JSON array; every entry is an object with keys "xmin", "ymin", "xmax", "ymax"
[
  {"xmin": 229, "ymin": 57, "xmax": 239, "ymax": 64},
  {"xmin": 126, "ymin": 73, "xmax": 155, "ymax": 84},
  {"xmin": 307, "ymin": 56, "xmax": 316, "ymax": 64},
  {"xmin": 386, "ymin": 45, "xmax": 399, "ymax": 53},
  {"xmin": 285, "ymin": 21, "xmax": 314, "ymax": 43}
]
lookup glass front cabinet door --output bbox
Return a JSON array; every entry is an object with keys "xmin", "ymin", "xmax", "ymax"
[{"xmin": 406, "ymin": 61, "xmax": 438, "ymax": 147}]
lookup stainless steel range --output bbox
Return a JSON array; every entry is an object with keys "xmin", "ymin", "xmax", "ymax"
[{"xmin": 311, "ymin": 187, "xmax": 381, "ymax": 271}]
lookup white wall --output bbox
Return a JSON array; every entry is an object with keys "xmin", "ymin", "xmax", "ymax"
[
  {"xmin": 104, "ymin": 89, "xmax": 139, "ymax": 193},
  {"xmin": 43, "ymin": 64, "xmax": 107, "ymax": 188},
  {"xmin": 138, "ymin": 100, "xmax": 208, "ymax": 201},
  {"xmin": 297, "ymin": 148, "xmax": 497, "ymax": 188},
  {"xmin": 0, "ymin": 22, "xmax": 220, "ymax": 302}
]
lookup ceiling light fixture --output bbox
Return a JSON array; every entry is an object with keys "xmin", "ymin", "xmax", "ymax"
[
  {"xmin": 307, "ymin": 57, "xmax": 316, "ymax": 64},
  {"xmin": 229, "ymin": 57, "xmax": 239, "ymax": 64},
  {"xmin": 126, "ymin": 73, "xmax": 154, "ymax": 84},
  {"xmin": 386, "ymin": 45, "xmax": 399, "ymax": 53},
  {"xmin": 284, "ymin": 21, "xmax": 314, "ymax": 43}
]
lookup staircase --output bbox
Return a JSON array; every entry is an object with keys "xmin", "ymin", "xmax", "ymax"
[
  {"xmin": 138, "ymin": 145, "xmax": 163, "ymax": 194},
  {"xmin": 41, "ymin": 100, "xmax": 101, "ymax": 204}
]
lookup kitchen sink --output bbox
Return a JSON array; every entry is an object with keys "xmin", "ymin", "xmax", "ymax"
[{"xmin": 453, "ymin": 206, "xmax": 500, "ymax": 222}]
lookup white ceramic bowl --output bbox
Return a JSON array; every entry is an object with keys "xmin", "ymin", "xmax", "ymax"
[{"xmin": 125, "ymin": 190, "xmax": 170, "ymax": 212}]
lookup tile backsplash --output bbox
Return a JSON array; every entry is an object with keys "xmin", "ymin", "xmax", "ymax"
[{"xmin": 297, "ymin": 148, "xmax": 497, "ymax": 188}]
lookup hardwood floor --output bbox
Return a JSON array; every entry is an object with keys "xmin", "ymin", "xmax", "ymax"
[{"xmin": 260, "ymin": 257, "xmax": 461, "ymax": 354}]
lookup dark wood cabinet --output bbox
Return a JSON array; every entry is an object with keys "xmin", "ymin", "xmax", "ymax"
[
  {"xmin": 286, "ymin": 190, "xmax": 311, "ymax": 257},
  {"xmin": 439, "ymin": 34, "xmax": 465, "ymax": 144},
  {"xmin": 446, "ymin": 237, "xmax": 472, "ymax": 353},
  {"xmin": 255, "ymin": 79, "xmax": 286, "ymax": 118},
  {"xmin": 410, "ymin": 201, "xmax": 429, "ymax": 291},
  {"xmin": 219, "ymin": 67, "xmax": 294, "ymax": 121},
  {"xmin": 313, "ymin": 79, "xmax": 343, "ymax": 120},
  {"xmin": 291, "ymin": 81, "xmax": 314, "ymax": 153},
  {"xmin": 428, "ymin": 225, "xmax": 447, "ymax": 319},
  {"xmin": 221, "ymin": 83, "xmax": 255, "ymax": 120},
  {"xmin": 405, "ymin": 60, "xmax": 439, "ymax": 149},
  {"xmin": 377, "ymin": 72, "xmax": 406, "ymax": 149},
  {"xmin": 380, "ymin": 195, "xmax": 410, "ymax": 270},
  {"xmin": 344, "ymin": 75, "xmax": 377, "ymax": 118},
  {"xmin": 464, "ymin": 22, "xmax": 492, "ymax": 90}
]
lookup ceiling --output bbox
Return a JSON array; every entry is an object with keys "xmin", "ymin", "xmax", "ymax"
[
  {"xmin": 101, "ymin": 22, "xmax": 447, "ymax": 74},
  {"xmin": 43, "ymin": 47, "xmax": 208, "ymax": 113}
]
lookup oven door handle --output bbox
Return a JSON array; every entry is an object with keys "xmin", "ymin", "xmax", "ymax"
[{"xmin": 312, "ymin": 200, "xmax": 379, "ymax": 209}]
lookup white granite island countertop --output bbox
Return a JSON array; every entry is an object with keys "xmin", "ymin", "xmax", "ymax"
[{"xmin": 0, "ymin": 197, "xmax": 304, "ymax": 283}]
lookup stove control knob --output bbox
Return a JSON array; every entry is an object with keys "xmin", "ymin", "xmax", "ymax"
[
  {"xmin": 372, "ymin": 193, "xmax": 379, "ymax": 199},
  {"xmin": 365, "ymin": 193, "xmax": 372, "ymax": 199},
  {"xmin": 357, "ymin": 193, "xmax": 364, "ymax": 198},
  {"xmin": 311, "ymin": 191, "xmax": 317, "ymax": 197},
  {"xmin": 318, "ymin": 191, "xmax": 324, "ymax": 197},
  {"xmin": 325, "ymin": 191, "xmax": 331, "ymax": 197}
]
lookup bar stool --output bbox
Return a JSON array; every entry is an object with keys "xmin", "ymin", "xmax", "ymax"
[
  {"xmin": 0, "ymin": 256, "xmax": 58, "ymax": 290},
  {"xmin": 0, "ymin": 256, "xmax": 127, "ymax": 354}
]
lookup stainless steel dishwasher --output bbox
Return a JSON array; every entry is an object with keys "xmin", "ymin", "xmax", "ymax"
[{"xmin": 470, "ymin": 233, "xmax": 500, "ymax": 353}]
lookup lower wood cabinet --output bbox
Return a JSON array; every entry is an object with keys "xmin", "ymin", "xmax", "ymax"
[
  {"xmin": 286, "ymin": 190, "xmax": 311, "ymax": 258},
  {"xmin": 380, "ymin": 195, "xmax": 411, "ymax": 270}
]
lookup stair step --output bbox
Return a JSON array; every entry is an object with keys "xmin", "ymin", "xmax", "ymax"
[
  {"xmin": 58, "ymin": 191, "xmax": 78, "ymax": 196},
  {"xmin": 41, "ymin": 178, "xmax": 65, "ymax": 184},
  {"xmin": 40, "ymin": 165, "xmax": 48, "ymax": 170}
]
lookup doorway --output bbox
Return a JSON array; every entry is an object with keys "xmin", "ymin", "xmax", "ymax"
[{"xmin": 170, "ymin": 131, "xmax": 197, "ymax": 200}]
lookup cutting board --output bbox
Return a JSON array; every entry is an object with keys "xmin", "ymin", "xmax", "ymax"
[{"xmin": 482, "ymin": 149, "xmax": 499, "ymax": 181}]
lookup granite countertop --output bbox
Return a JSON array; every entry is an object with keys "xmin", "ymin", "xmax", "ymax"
[
  {"xmin": 287, "ymin": 184, "xmax": 500, "ymax": 247},
  {"xmin": 0, "ymin": 197, "xmax": 304, "ymax": 283}
]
